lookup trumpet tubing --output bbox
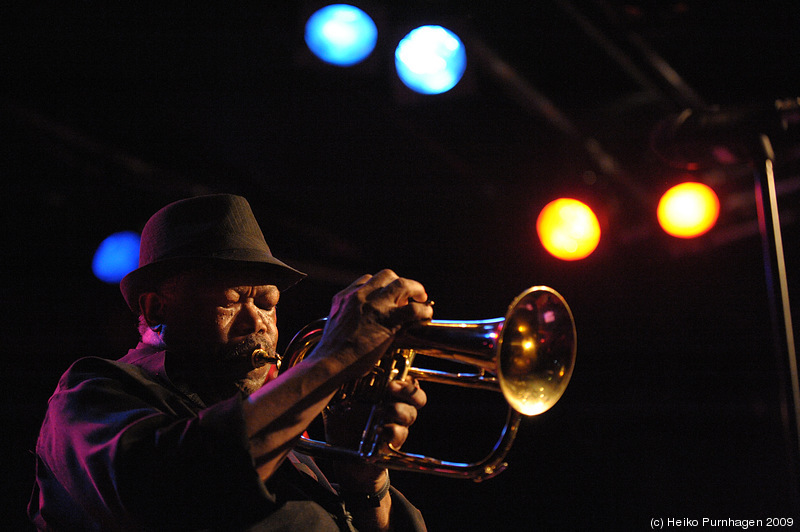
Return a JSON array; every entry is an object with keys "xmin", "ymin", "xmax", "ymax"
[{"xmin": 282, "ymin": 286, "xmax": 577, "ymax": 481}]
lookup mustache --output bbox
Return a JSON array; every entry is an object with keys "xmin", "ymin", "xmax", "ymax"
[{"xmin": 218, "ymin": 335, "xmax": 277, "ymax": 367}]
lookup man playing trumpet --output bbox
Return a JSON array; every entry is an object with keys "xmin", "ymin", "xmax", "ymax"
[{"xmin": 28, "ymin": 194, "xmax": 433, "ymax": 531}]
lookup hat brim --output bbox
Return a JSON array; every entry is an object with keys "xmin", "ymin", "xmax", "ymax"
[{"xmin": 120, "ymin": 255, "xmax": 306, "ymax": 313}]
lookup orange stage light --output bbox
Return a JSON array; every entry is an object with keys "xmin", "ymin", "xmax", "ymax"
[
  {"xmin": 657, "ymin": 182, "xmax": 720, "ymax": 238},
  {"xmin": 537, "ymin": 198, "xmax": 601, "ymax": 260}
]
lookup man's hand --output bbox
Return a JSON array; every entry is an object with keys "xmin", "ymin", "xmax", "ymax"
[
  {"xmin": 324, "ymin": 377, "xmax": 427, "ymax": 532},
  {"xmin": 309, "ymin": 270, "xmax": 434, "ymax": 376},
  {"xmin": 324, "ymin": 377, "xmax": 427, "ymax": 490},
  {"xmin": 244, "ymin": 268, "xmax": 432, "ymax": 526},
  {"xmin": 319, "ymin": 270, "xmax": 432, "ymax": 488}
]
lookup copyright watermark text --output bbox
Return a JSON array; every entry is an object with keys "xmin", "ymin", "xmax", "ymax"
[{"xmin": 650, "ymin": 517, "xmax": 793, "ymax": 529}]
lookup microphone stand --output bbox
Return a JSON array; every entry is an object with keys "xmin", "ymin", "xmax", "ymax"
[{"xmin": 752, "ymin": 134, "xmax": 800, "ymax": 495}]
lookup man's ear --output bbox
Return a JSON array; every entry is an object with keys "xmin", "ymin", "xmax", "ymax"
[{"xmin": 139, "ymin": 292, "xmax": 165, "ymax": 328}]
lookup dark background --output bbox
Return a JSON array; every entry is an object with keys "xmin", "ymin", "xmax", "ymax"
[{"xmin": 4, "ymin": 2, "xmax": 800, "ymax": 530}]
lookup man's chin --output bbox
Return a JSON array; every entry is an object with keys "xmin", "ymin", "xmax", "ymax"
[{"xmin": 235, "ymin": 364, "xmax": 273, "ymax": 396}]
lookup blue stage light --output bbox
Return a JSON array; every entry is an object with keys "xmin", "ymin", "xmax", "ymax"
[
  {"xmin": 395, "ymin": 25, "xmax": 466, "ymax": 94},
  {"xmin": 92, "ymin": 231, "xmax": 140, "ymax": 284},
  {"xmin": 305, "ymin": 4, "xmax": 378, "ymax": 66}
]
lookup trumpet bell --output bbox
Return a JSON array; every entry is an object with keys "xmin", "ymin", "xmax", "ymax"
[
  {"xmin": 496, "ymin": 286, "xmax": 576, "ymax": 415},
  {"xmin": 396, "ymin": 285, "xmax": 576, "ymax": 416}
]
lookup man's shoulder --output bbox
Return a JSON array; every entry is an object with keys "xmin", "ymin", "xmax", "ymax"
[
  {"xmin": 50, "ymin": 351, "xmax": 200, "ymax": 416},
  {"xmin": 59, "ymin": 344, "xmax": 164, "ymax": 382},
  {"xmin": 54, "ymin": 355, "xmax": 156, "ymax": 392}
]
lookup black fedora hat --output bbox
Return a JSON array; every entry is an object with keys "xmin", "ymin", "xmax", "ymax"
[{"xmin": 120, "ymin": 194, "xmax": 306, "ymax": 312}]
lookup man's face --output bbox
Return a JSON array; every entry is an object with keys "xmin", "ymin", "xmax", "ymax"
[{"xmin": 158, "ymin": 269, "xmax": 281, "ymax": 400}]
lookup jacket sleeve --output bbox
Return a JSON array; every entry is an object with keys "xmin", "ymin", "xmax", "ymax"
[
  {"xmin": 388, "ymin": 486, "xmax": 428, "ymax": 532},
  {"xmin": 31, "ymin": 357, "xmax": 276, "ymax": 531}
]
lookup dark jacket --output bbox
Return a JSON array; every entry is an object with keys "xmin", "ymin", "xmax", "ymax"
[{"xmin": 28, "ymin": 343, "xmax": 426, "ymax": 531}]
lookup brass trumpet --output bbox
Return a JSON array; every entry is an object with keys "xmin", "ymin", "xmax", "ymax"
[{"xmin": 281, "ymin": 286, "xmax": 576, "ymax": 481}]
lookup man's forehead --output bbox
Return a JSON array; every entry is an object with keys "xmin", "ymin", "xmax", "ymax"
[{"xmin": 171, "ymin": 266, "xmax": 281, "ymax": 292}]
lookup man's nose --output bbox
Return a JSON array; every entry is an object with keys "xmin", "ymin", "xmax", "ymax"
[{"xmin": 238, "ymin": 302, "xmax": 269, "ymax": 335}]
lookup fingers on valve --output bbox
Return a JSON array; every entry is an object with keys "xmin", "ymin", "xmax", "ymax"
[
  {"xmin": 379, "ymin": 423, "xmax": 410, "ymax": 450},
  {"xmin": 388, "ymin": 378, "xmax": 427, "ymax": 409},
  {"xmin": 383, "ymin": 400, "xmax": 419, "ymax": 427}
]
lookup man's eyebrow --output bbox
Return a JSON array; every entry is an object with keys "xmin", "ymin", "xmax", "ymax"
[{"xmin": 228, "ymin": 285, "xmax": 279, "ymax": 297}]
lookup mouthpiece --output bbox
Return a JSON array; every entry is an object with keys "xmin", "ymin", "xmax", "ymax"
[{"xmin": 251, "ymin": 349, "xmax": 282, "ymax": 370}]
